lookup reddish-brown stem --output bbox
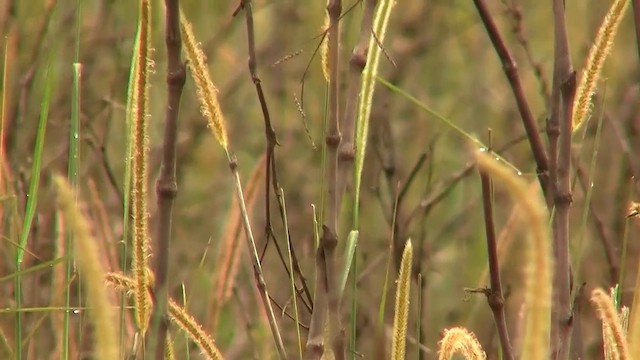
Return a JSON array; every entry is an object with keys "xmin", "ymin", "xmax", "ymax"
[
  {"xmin": 236, "ymin": 0, "xmax": 315, "ymax": 315},
  {"xmin": 147, "ymin": 0, "xmax": 185, "ymax": 358},
  {"xmin": 550, "ymin": 1, "xmax": 576, "ymax": 358},
  {"xmin": 478, "ymin": 168, "xmax": 514, "ymax": 360},
  {"xmin": 471, "ymin": 0, "xmax": 550, "ymax": 202}
]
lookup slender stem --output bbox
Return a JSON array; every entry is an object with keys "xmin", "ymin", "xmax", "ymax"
[
  {"xmin": 551, "ymin": 1, "xmax": 576, "ymax": 358},
  {"xmin": 228, "ymin": 155, "xmax": 287, "ymax": 359},
  {"xmin": 337, "ymin": 0, "xmax": 377, "ymax": 205},
  {"xmin": 237, "ymin": 0, "xmax": 314, "ymax": 313},
  {"xmin": 479, "ymin": 168, "xmax": 514, "ymax": 360},
  {"xmin": 148, "ymin": 0, "xmax": 185, "ymax": 358},
  {"xmin": 471, "ymin": 0, "xmax": 550, "ymax": 202}
]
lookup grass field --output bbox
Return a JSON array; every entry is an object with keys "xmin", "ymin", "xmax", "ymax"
[{"xmin": 1, "ymin": 0, "xmax": 640, "ymax": 359}]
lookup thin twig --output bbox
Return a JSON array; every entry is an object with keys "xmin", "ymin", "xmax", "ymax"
[
  {"xmin": 147, "ymin": 0, "xmax": 186, "ymax": 358},
  {"xmin": 478, "ymin": 165, "xmax": 514, "ymax": 360},
  {"xmin": 236, "ymin": 0, "xmax": 315, "ymax": 314}
]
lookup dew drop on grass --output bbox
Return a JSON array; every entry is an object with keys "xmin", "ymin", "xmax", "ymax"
[
  {"xmin": 479, "ymin": 147, "xmax": 487, "ymax": 152},
  {"xmin": 517, "ymin": 171, "xmax": 522, "ymax": 176}
]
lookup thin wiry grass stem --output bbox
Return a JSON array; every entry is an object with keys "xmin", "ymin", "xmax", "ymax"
[
  {"xmin": 228, "ymin": 156, "xmax": 287, "ymax": 359},
  {"xmin": 236, "ymin": 0, "xmax": 314, "ymax": 315},
  {"xmin": 550, "ymin": 1, "xmax": 576, "ymax": 358},
  {"xmin": 471, "ymin": 0, "xmax": 550, "ymax": 203},
  {"xmin": 478, "ymin": 168, "xmax": 514, "ymax": 360},
  {"xmin": 147, "ymin": 0, "xmax": 186, "ymax": 357}
]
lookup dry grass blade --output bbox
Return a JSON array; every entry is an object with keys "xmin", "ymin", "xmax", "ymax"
[
  {"xmin": 54, "ymin": 176, "xmax": 118, "ymax": 360},
  {"xmin": 475, "ymin": 151, "xmax": 552, "ymax": 360},
  {"xmin": 438, "ymin": 327, "xmax": 485, "ymax": 360},
  {"xmin": 572, "ymin": 0, "xmax": 629, "ymax": 131},
  {"xmin": 591, "ymin": 288, "xmax": 629, "ymax": 360}
]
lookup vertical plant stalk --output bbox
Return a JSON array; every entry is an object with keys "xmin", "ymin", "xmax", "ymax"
[
  {"xmin": 471, "ymin": 0, "xmax": 550, "ymax": 203},
  {"xmin": 336, "ymin": 0, "xmax": 377, "ymax": 208},
  {"xmin": 180, "ymin": 11, "xmax": 286, "ymax": 358},
  {"xmin": 15, "ymin": 60, "xmax": 52, "ymax": 360},
  {"xmin": 132, "ymin": 0, "xmax": 153, "ymax": 336},
  {"xmin": 476, "ymin": 151, "xmax": 552, "ymax": 360},
  {"xmin": 550, "ymin": 0, "xmax": 576, "ymax": 357},
  {"xmin": 307, "ymin": 0, "xmax": 344, "ymax": 357},
  {"xmin": 228, "ymin": 157, "xmax": 287, "ymax": 359},
  {"xmin": 148, "ymin": 0, "xmax": 186, "ymax": 357},
  {"xmin": 478, "ymin": 169, "xmax": 514, "ymax": 360},
  {"xmin": 237, "ymin": 0, "xmax": 314, "ymax": 318}
]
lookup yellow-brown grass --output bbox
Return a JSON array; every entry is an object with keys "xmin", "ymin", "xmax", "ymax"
[
  {"xmin": 54, "ymin": 176, "xmax": 118, "ymax": 360},
  {"xmin": 180, "ymin": 11, "xmax": 228, "ymax": 152},
  {"xmin": 130, "ymin": 0, "xmax": 153, "ymax": 333},
  {"xmin": 391, "ymin": 239, "xmax": 413, "ymax": 360},
  {"xmin": 438, "ymin": 327, "xmax": 485, "ymax": 360},
  {"xmin": 591, "ymin": 288, "xmax": 629, "ymax": 360},
  {"xmin": 572, "ymin": 0, "xmax": 629, "ymax": 131},
  {"xmin": 106, "ymin": 272, "xmax": 224, "ymax": 359}
]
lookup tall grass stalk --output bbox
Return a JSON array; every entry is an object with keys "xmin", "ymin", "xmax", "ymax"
[
  {"xmin": 352, "ymin": 0, "xmax": 395, "ymax": 226},
  {"xmin": 180, "ymin": 11, "xmax": 285, "ymax": 358},
  {"xmin": 476, "ymin": 151, "xmax": 552, "ymax": 360}
]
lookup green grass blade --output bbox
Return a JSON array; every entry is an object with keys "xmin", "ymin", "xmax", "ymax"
[
  {"xmin": 376, "ymin": 76, "xmax": 521, "ymax": 174},
  {"xmin": 15, "ymin": 59, "xmax": 53, "ymax": 360},
  {"xmin": 339, "ymin": 230, "xmax": 358, "ymax": 298}
]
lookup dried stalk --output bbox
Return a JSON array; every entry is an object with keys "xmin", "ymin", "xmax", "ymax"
[
  {"xmin": 306, "ymin": 0, "xmax": 344, "ymax": 356},
  {"xmin": 550, "ymin": 0, "xmax": 576, "ymax": 358},
  {"xmin": 147, "ymin": 0, "xmax": 186, "ymax": 357},
  {"xmin": 478, "ymin": 168, "xmax": 514, "ymax": 360},
  {"xmin": 336, "ymin": 0, "xmax": 377, "ymax": 205}
]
